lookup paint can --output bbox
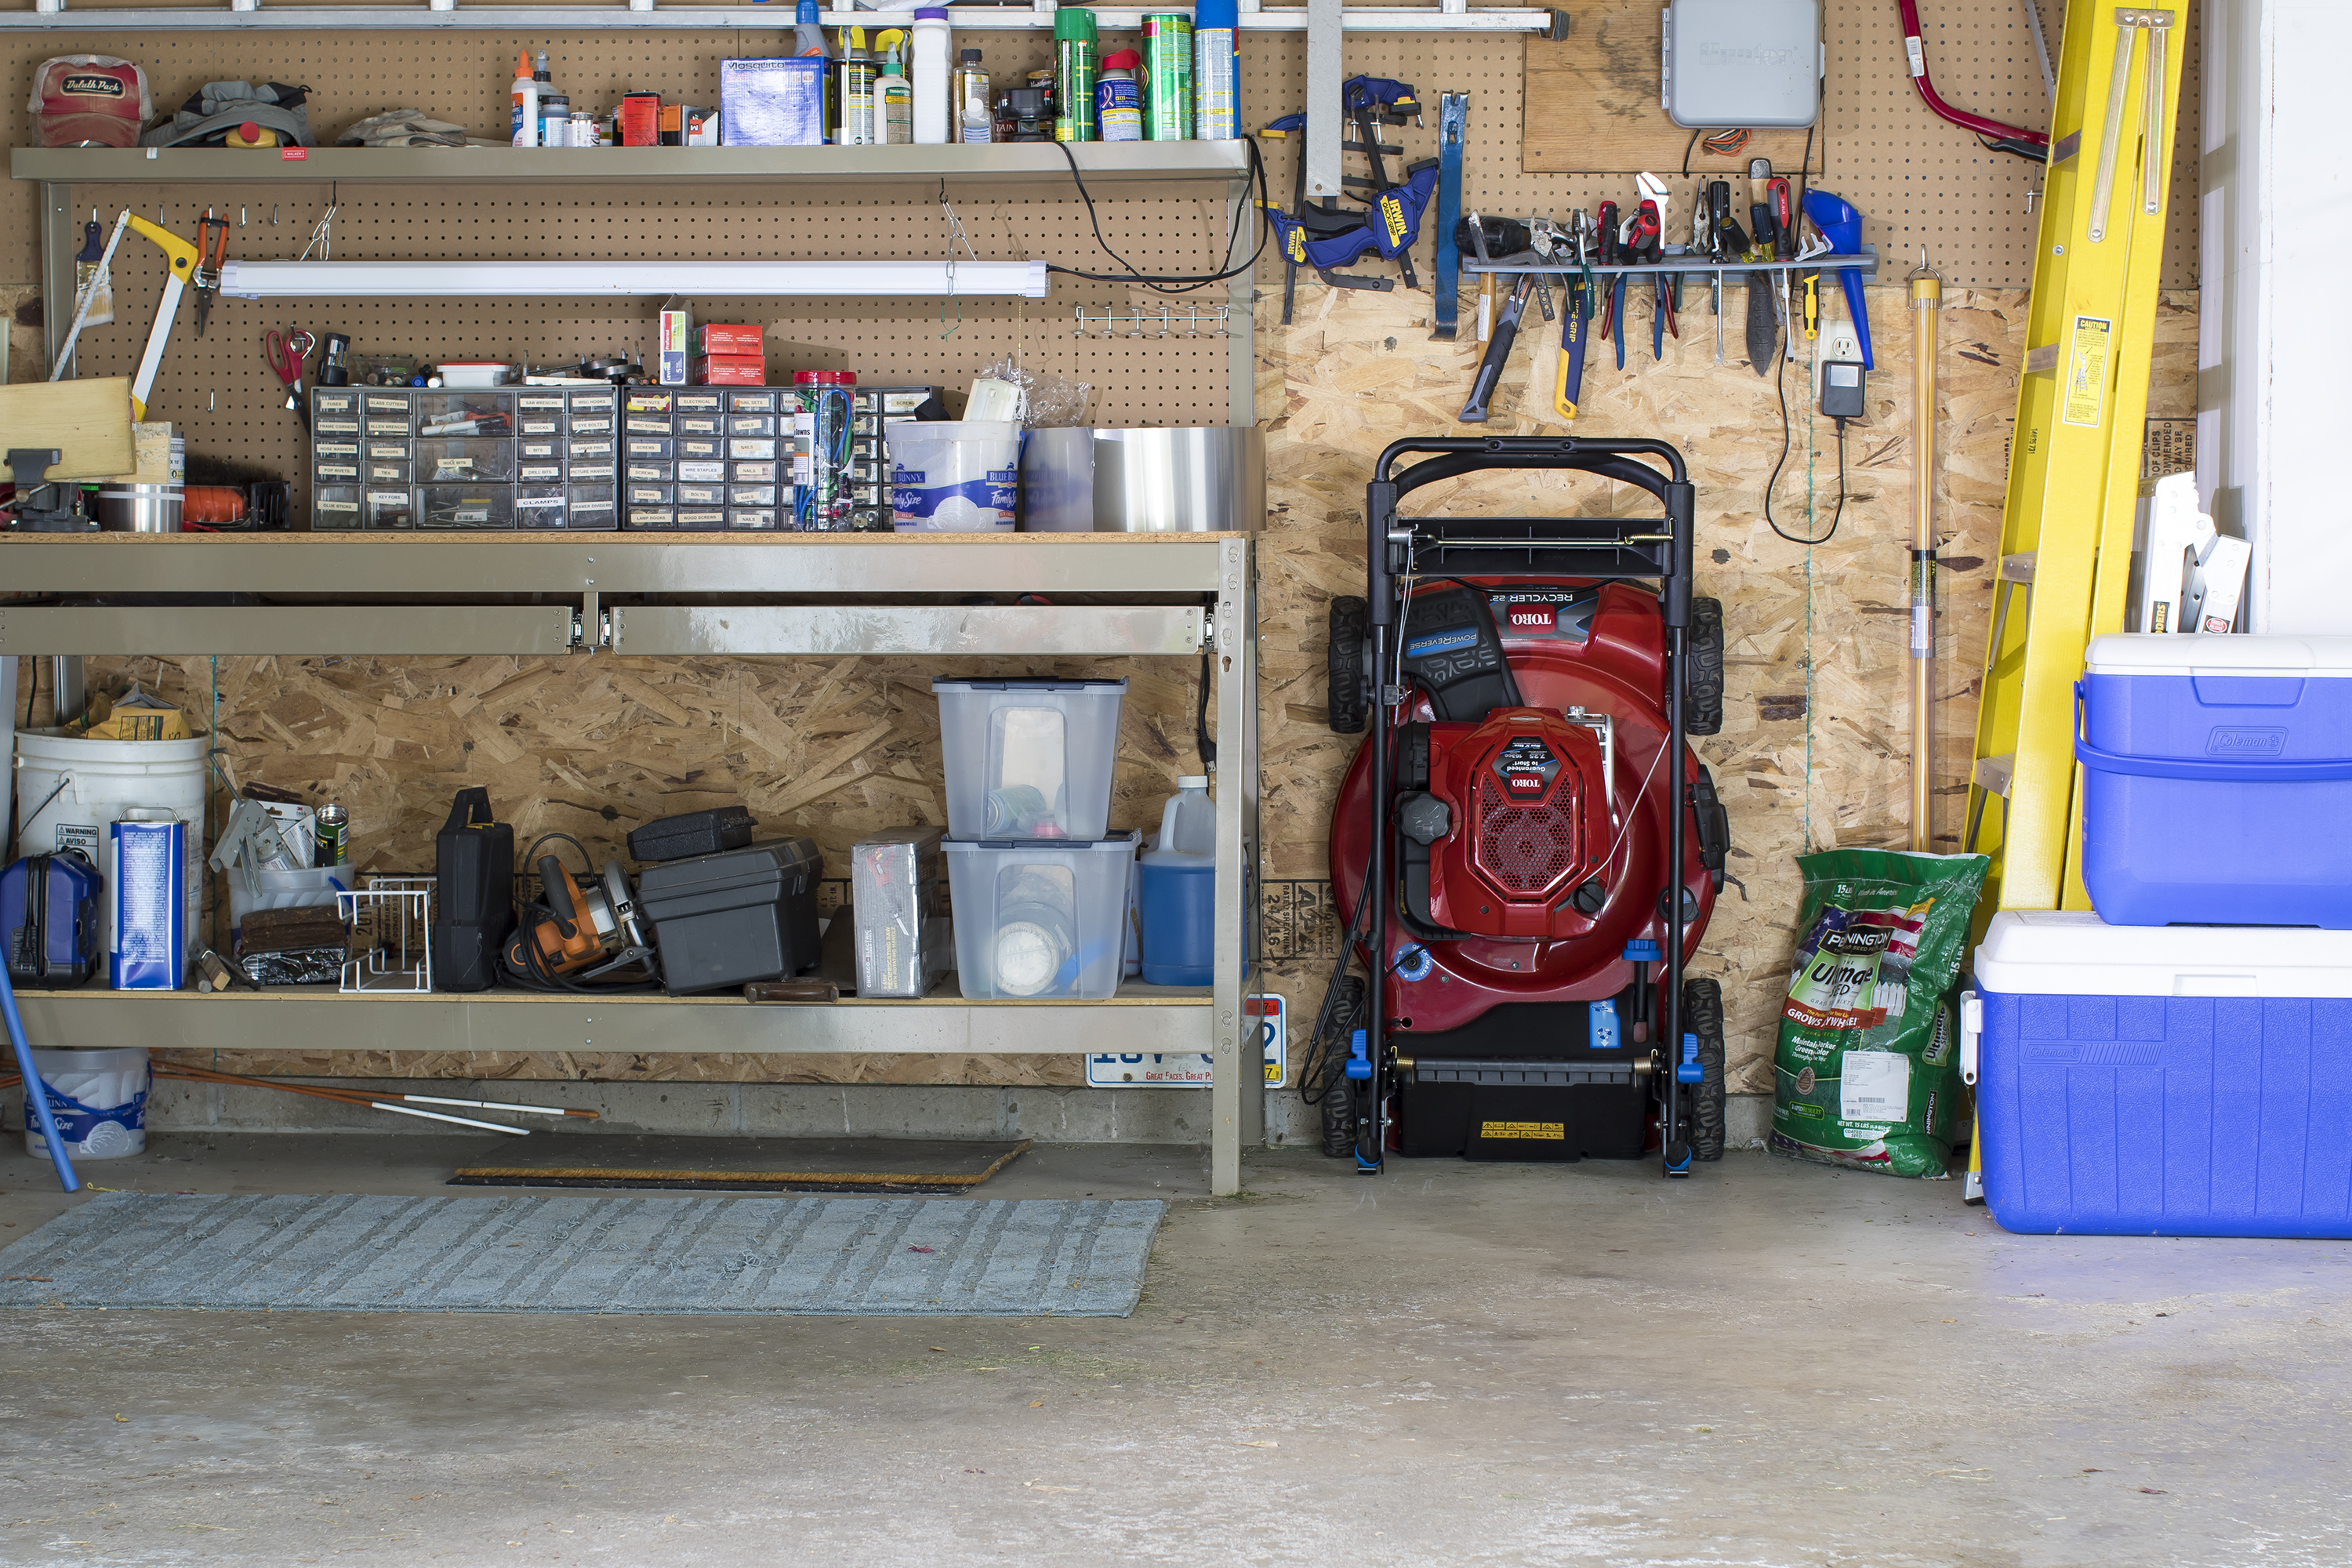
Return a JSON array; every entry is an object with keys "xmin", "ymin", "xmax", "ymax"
[{"xmin": 315, "ymin": 804, "xmax": 350, "ymax": 867}]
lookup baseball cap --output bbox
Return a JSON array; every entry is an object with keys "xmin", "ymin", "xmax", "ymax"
[{"xmin": 29, "ymin": 56, "xmax": 151, "ymax": 148}]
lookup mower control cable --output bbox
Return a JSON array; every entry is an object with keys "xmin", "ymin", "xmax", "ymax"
[{"xmin": 1896, "ymin": 0, "xmax": 2049, "ymax": 162}]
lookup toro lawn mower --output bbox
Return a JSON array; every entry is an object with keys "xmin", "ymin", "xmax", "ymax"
[{"xmin": 1313, "ymin": 437, "xmax": 1730, "ymax": 1177}]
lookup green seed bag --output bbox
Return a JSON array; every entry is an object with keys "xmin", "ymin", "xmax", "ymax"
[{"xmin": 1769, "ymin": 848, "xmax": 1989, "ymax": 1178}]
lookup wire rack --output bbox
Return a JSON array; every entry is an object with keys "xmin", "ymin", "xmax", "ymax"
[{"xmin": 336, "ymin": 877, "xmax": 434, "ymax": 995}]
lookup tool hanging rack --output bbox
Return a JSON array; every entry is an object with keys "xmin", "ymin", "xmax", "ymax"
[{"xmin": 1073, "ymin": 303, "xmax": 1233, "ymax": 338}]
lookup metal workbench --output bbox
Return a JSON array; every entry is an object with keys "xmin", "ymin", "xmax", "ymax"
[{"xmin": 0, "ymin": 532, "xmax": 1264, "ymax": 1192}]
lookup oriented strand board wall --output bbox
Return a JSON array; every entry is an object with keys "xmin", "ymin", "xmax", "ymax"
[{"xmin": 12, "ymin": 5, "xmax": 2201, "ymax": 1107}]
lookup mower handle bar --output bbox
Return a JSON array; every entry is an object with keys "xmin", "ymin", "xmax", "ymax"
[{"xmin": 1372, "ymin": 436, "xmax": 1687, "ymax": 497}]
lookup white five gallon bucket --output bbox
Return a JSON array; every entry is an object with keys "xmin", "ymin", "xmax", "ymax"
[
  {"xmin": 888, "ymin": 420, "xmax": 1020, "ymax": 532},
  {"xmin": 13, "ymin": 728, "xmax": 208, "ymax": 962},
  {"xmin": 22, "ymin": 1047, "xmax": 151, "ymax": 1160}
]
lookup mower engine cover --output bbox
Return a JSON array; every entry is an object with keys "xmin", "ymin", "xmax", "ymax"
[
  {"xmin": 28, "ymin": 56, "xmax": 151, "ymax": 148},
  {"xmin": 1399, "ymin": 707, "xmax": 1613, "ymax": 941}
]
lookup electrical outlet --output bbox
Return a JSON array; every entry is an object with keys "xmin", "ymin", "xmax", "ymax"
[{"xmin": 1816, "ymin": 328, "xmax": 1862, "ymax": 402}]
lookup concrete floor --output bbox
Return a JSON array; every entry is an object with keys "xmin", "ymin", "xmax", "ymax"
[{"xmin": 2, "ymin": 1138, "xmax": 2348, "ymax": 1567}]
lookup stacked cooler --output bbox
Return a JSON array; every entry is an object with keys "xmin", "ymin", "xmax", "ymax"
[
  {"xmin": 931, "ymin": 678, "xmax": 1137, "ymax": 1000},
  {"xmin": 1971, "ymin": 635, "xmax": 2352, "ymax": 1237}
]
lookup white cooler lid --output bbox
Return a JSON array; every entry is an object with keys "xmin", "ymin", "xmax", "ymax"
[
  {"xmin": 1975, "ymin": 910, "xmax": 2352, "ymax": 997},
  {"xmin": 2085, "ymin": 633, "xmax": 2352, "ymax": 679}
]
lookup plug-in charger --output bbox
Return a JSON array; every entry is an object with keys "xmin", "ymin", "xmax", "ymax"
[{"xmin": 1819, "ymin": 357, "xmax": 1866, "ymax": 421}]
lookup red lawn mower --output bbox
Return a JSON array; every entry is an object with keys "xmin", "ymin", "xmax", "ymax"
[{"xmin": 1312, "ymin": 437, "xmax": 1730, "ymax": 1177}]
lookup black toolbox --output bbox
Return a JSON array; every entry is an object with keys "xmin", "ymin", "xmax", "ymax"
[
  {"xmin": 636, "ymin": 837, "xmax": 822, "ymax": 996},
  {"xmin": 628, "ymin": 804, "xmax": 756, "ymax": 864}
]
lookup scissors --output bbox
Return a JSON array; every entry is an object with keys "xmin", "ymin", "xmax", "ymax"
[{"xmin": 265, "ymin": 328, "xmax": 316, "ymax": 432}]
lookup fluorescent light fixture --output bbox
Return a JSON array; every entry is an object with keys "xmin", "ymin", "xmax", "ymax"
[{"xmin": 219, "ymin": 259, "xmax": 1050, "ymax": 299}]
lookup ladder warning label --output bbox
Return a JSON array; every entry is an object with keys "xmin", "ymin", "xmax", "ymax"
[{"xmin": 2061, "ymin": 314, "xmax": 2113, "ymax": 428}]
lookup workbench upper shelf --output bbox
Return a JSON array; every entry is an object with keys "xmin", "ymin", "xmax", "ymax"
[{"xmin": 10, "ymin": 142, "xmax": 1250, "ymax": 194}]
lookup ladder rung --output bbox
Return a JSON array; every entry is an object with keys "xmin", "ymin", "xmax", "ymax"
[
  {"xmin": 2000, "ymin": 552, "xmax": 2037, "ymax": 584},
  {"xmin": 1974, "ymin": 753, "xmax": 2016, "ymax": 798},
  {"xmin": 2024, "ymin": 345, "xmax": 2059, "ymax": 374}
]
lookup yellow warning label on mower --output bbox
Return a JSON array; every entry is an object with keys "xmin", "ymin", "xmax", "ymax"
[
  {"xmin": 2060, "ymin": 314, "xmax": 2113, "ymax": 428},
  {"xmin": 1479, "ymin": 1120, "xmax": 1565, "ymax": 1141}
]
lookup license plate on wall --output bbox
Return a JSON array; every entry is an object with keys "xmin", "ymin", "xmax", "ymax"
[{"xmin": 1087, "ymin": 996, "xmax": 1286, "ymax": 1087}]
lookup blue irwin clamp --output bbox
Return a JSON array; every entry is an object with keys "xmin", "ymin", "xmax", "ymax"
[{"xmin": 1430, "ymin": 93, "xmax": 1468, "ymax": 342}]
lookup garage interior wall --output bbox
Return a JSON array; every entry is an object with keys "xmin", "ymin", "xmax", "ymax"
[{"xmin": 3, "ymin": 0, "xmax": 2199, "ymax": 1118}]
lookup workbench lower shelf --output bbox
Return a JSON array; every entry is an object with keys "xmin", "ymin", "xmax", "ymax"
[{"xmin": 16, "ymin": 982, "xmax": 1215, "ymax": 1058}]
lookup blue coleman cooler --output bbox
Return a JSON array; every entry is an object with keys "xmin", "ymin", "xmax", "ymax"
[
  {"xmin": 2076, "ymin": 634, "xmax": 2352, "ymax": 927},
  {"xmin": 1967, "ymin": 911, "xmax": 2352, "ymax": 1238}
]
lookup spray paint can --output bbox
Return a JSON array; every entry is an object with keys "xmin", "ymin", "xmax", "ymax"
[
  {"xmin": 794, "ymin": 371, "xmax": 858, "ymax": 530},
  {"xmin": 1192, "ymin": 0, "xmax": 1240, "ymax": 140},
  {"xmin": 1097, "ymin": 49, "xmax": 1143, "ymax": 143},
  {"xmin": 1053, "ymin": 6, "xmax": 1098, "ymax": 142},
  {"xmin": 833, "ymin": 30, "xmax": 877, "ymax": 146},
  {"xmin": 1142, "ymin": 13, "xmax": 1194, "ymax": 141},
  {"xmin": 314, "ymin": 804, "xmax": 350, "ymax": 868}
]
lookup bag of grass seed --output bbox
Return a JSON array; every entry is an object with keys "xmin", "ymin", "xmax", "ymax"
[{"xmin": 1769, "ymin": 848, "xmax": 1988, "ymax": 1178}]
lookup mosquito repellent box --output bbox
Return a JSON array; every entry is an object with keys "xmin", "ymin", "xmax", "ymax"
[
  {"xmin": 2077, "ymin": 633, "xmax": 2352, "ymax": 928},
  {"xmin": 1969, "ymin": 910, "xmax": 2352, "ymax": 1239}
]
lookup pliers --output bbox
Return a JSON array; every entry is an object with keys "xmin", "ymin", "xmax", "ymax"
[{"xmin": 193, "ymin": 211, "xmax": 229, "ymax": 338}]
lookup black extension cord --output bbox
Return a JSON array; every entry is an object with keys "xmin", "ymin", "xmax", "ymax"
[{"xmin": 1044, "ymin": 137, "xmax": 1275, "ymax": 295}]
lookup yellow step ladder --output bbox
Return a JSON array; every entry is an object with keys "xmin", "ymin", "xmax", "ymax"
[{"xmin": 1961, "ymin": 2, "xmax": 2185, "ymax": 1201}]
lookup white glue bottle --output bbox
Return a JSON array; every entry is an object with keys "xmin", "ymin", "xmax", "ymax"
[
  {"xmin": 911, "ymin": 6, "xmax": 952, "ymax": 145},
  {"xmin": 511, "ymin": 49, "xmax": 539, "ymax": 147}
]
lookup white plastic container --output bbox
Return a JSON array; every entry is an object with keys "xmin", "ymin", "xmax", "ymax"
[
  {"xmin": 22, "ymin": 1047, "xmax": 150, "ymax": 1160},
  {"xmin": 911, "ymin": 6, "xmax": 952, "ymax": 143},
  {"xmin": 944, "ymin": 833, "xmax": 1137, "ymax": 1000},
  {"xmin": 933, "ymin": 677, "xmax": 1127, "ymax": 840},
  {"xmin": 1155, "ymin": 775, "xmax": 1214, "ymax": 855},
  {"xmin": 887, "ymin": 419, "xmax": 1019, "ymax": 531},
  {"xmin": 13, "ymin": 728, "xmax": 207, "ymax": 963},
  {"xmin": 226, "ymin": 864, "xmax": 350, "ymax": 936}
]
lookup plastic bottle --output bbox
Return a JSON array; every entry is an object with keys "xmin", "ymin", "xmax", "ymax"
[
  {"xmin": 1193, "ymin": 0, "xmax": 1240, "ymax": 141},
  {"xmin": 511, "ymin": 49, "xmax": 539, "ymax": 147},
  {"xmin": 793, "ymin": 0, "xmax": 829, "ymax": 57},
  {"xmin": 910, "ymin": 7, "xmax": 952, "ymax": 145},
  {"xmin": 877, "ymin": 34, "xmax": 913, "ymax": 145},
  {"xmin": 953, "ymin": 47, "xmax": 993, "ymax": 143},
  {"xmin": 1096, "ymin": 49, "xmax": 1142, "ymax": 143},
  {"xmin": 1052, "ymin": 7, "xmax": 1098, "ymax": 142},
  {"xmin": 538, "ymin": 87, "xmax": 570, "ymax": 151},
  {"xmin": 1156, "ymin": 776, "xmax": 1215, "ymax": 855},
  {"xmin": 1140, "ymin": 776, "xmax": 1215, "ymax": 987}
]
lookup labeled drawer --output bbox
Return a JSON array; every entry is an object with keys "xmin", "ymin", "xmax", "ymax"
[
  {"xmin": 515, "ymin": 484, "xmax": 568, "ymax": 530},
  {"xmin": 727, "ymin": 388, "xmax": 783, "ymax": 413},
  {"xmin": 729, "ymin": 437, "xmax": 779, "ymax": 461},
  {"xmin": 623, "ymin": 436, "xmax": 676, "ymax": 461},
  {"xmin": 676, "ymin": 459, "xmax": 727, "ymax": 485},
  {"xmin": 565, "ymin": 483, "xmax": 619, "ymax": 531},
  {"xmin": 416, "ymin": 438, "xmax": 516, "ymax": 484},
  {"xmin": 673, "ymin": 390, "xmax": 726, "ymax": 416},
  {"xmin": 416, "ymin": 485, "xmax": 517, "ymax": 529},
  {"xmin": 624, "ymin": 507, "xmax": 678, "ymax": 530},
  {"xmin": 626, "ymin": 482, "xmax": 675, "ymax": 506},
  {"xmin": 624, "ymin": 461, "xmax": 673, "ymax": 484},
  {"xmin": 675, "ymin": 505, "xmax": 728, "ymax": 531},
  {"xmin": 676, "ymin": 481, "xmax": 725, "ymax": 507},
  {"xmin": 624, "ymin": 390, "xmax": 673, "ymax": 414},
  {"xmin": 731, "ymin": 459, "xmax": 780, "ymax": 485},
  {"xmin": 728, "ymin": 484, "xmax": 779, "ymax": 508},
  {"xmin": 364, "ymin": 459, "xmax": 412, "ymax": 486},
  {"xmin": 677, "ymin": 415, "xmax": 724, "ymax": 437},
  {"xmin": 675, "ymin": 436, "xmax": 724, "ymax": 462},
  {"xmin": 728, "ymin": 507, "xmax": 782, "ymax": 531},
  {"xmin": 569, "ymin": 388, "xmax": 619, "ymax": 416}
]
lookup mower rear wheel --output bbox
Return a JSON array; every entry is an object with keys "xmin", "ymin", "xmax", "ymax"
[
  {"xmin": 1683, "ymin": 976, "xmax": 1728, "ymax": 1161},
  {"xmin": 1686, "ymin": 597, "xmax": 1725, "ymax": 737},
  {"xmin": 1318, "ymin": 975, "xmax": 1367, "ymax": 1158},
  {"xmin": 1327, "ymin": 596, "xmax": 1370, "ymax": 735}
]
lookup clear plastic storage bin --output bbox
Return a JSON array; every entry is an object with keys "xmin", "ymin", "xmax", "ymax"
[
  {"xmin": 933, "ymin": 677, "xmax": 1128, "ymax": 840},
  {"xmin": 943, "ymin": 833, "xmax": 1137, "ymax": 1000}
]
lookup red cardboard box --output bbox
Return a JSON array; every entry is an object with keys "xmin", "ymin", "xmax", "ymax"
[
  {"xmin": 693, "ymin": 324, "xmax": 764, "ymax": 358},
  {"xmin": 690, "ymin": 354, "xmax": 767, "ymax": 386}
]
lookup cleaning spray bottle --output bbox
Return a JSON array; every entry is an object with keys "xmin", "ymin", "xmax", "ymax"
[
  {"xmin": 876, "ymin": 31, "xmax": 913, "ymax": 145},
  {"xmin": 510, "ymin": 49, "xmax": 539, "ymax": 147}
]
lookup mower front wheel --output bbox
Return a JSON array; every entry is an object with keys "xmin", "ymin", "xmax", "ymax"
[
  {"xmin": 1327, "ymin": 596, "xmax": 1370, "ymax": 735},
  {"xmin": 1686, "ymin": 597, "xmax": 1725, "ymax": 737},
  {"xmin": 1683, "ymin": 976, "xmax": 1728, "ymax": 1161}
]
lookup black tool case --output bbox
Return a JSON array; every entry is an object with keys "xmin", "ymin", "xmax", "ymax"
[
  {"xmin": 636, "ymin": 837, "xmax": 823, "ymax": 995},
  {"xmin": 627, "ymin": 804, "xmax": 756, "ymax": 864}
]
